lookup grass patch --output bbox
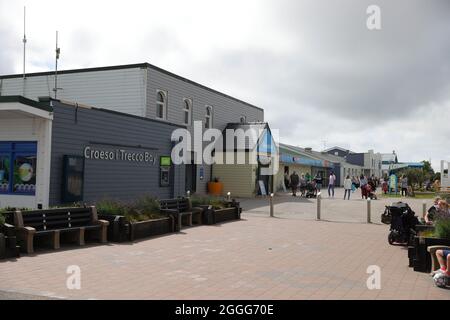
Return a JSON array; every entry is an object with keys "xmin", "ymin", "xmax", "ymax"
[{"xmin": 380, "ymin": 193, "xmax": 437, "ymax": 199}]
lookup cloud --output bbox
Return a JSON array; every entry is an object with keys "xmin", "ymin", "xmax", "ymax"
[{"xmin": 0, "ymin": 0, "xmax": 448, "ymax": 171}]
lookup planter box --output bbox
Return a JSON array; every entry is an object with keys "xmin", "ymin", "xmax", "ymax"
[
  {"xmin": 98, "ymin": 215, "xmax": 175, "ymax": 242},
  {"xmin": 98, "ymin": 214, "xmax": 130, "ymax": 242},
  {"xmin": 129, "ymin": 217, "xmax": 174, "ymax": 241},
  {"xmin": 410, "ymin": 236, "xmax": 450, "ymax": 273},
  {"xmin": 201, "ymin": 201, "xmax": 241, "ymax": 225},
  {"xmin": 0, "ymin": 233, "xmax": 5, "ymax": 259},
  {"xmin": 0, "ymin": 223, "xmax": 20, "ymax": 259}
]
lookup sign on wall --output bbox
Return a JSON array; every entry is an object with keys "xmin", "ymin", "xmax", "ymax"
[{"xmin": 83, "ymin": 146, "xmax": 156, "ymax": 164}]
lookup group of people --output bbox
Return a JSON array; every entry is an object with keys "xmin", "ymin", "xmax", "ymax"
[
  {"xmin": 286, "ymin": 171, "xmax": 381, "ymax": 200},
  {"xmin": 343, "ymin": 174, "xmax": 379, "ymax": 200},
  {"xmin": 286, "ymin": 171, "xmax": 325, "ymax": 197}
]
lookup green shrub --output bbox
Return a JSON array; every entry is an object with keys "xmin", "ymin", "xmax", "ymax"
[
  {"xmin": 434, "ymin": 218, "xmax": 450, "ymax": 240},
  {"xmin": 190, "ymin": 195, "xmax": 227, "ymax": 210},
  {"xmin": 0, "ymin": 212, "xmax": 5, "ymax": 226},
  {"xmin": 95, "ymin": 196, "xmax": 164, "ymax": 223},
  {"xmin": 96, "ymin": 199, "xmax": 128, "ymax": 216},
  {"xmin": 438, "ymin": 193, "xmax": 450, "ymax": 202}
]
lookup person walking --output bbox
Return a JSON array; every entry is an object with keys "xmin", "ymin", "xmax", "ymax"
[
  {"xmin": 401, "ymin": 175, "xmax": 408, "ymax": 197},
  {"xmin": 299, "ymin": 174, "xmax": 307, "ymax": 197},
  {"xmin": 344, "ymin": 175, "xmax": 352, "ymax": 200},
  {"xmin": 360, "ymin": 174, "xmax": 368, "ymax": 199},
  {"xmin": 314, "ymin": 173, "xmax": 322, "ymax": 194},
  {"xmin": 290, "ymin": 171, "xmax": 300, "ymax": 197},
  {"xmin": 328, "ymin": 171, "xmax": 336, "ymax": 198}
]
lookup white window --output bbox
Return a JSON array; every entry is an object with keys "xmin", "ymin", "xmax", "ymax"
[
  {"xmin": 205, "ymin": 106, "xmax": 213, "ymax": 129},
  {"xmin": 156, "ymin": 90, "xmax": 167, "ymax": 120},
  {"xmin": 183, "ymin": 99, "xmax": 192, "ymax": 126}
]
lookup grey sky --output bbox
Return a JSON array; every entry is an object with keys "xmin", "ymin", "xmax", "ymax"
[{"xmin": 1, "ymin": 0, "xmax": 449, "ymax": 170}]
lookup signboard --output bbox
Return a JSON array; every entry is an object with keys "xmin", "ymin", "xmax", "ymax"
[
  {"xmin": 389, "ymin": 174, "xmax": 397, "ymax": 193},
  {"xmin": 84, "ymin": 146, "xmax": 155, "ymax": 164},
  {"xmin": 258, "ymin": 180, "xmax": 267, "ymax": 196},
  {"xmin": 160, "ymin": 156, "xmax": 171, "ymax": 166}
]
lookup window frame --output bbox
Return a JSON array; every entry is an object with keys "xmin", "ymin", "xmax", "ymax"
[
  {"xmin": 183, "ymin": 98, "xmax": 193, "ymax": 126},
  {"xmin": 156, "ymin": 90, "xmax": 168, "ymax": 120}
]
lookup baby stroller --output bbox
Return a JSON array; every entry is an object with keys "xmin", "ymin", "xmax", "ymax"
[
  {"xmin": 381, "ymin": 202, "xmax": 419, "ymax": 245},
  {"xmin": 305, "ymin": 181, "xmax": 317, "ymax": 198}
]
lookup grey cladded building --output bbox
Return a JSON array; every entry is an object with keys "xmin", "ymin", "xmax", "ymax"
[
  {"xmin": 0, "ymin": 96, "xmax": 185, "ymax": 209},
  {"xmin": 0, "ymin": 63, "xmax": 264, "ymax": 201}
]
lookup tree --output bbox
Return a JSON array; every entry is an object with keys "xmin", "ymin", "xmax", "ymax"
[
  {"xmin": 398, "ymin": 168, "xmax": 425, "ymax": 195},
  {"xmin": 422, "ymin": 160, "xmax": 434, "ymax": 176}
]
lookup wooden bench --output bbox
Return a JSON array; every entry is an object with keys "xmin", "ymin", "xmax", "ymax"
[
  {"xmin": 159, "ymin": 198, "xmax": 203, "ymax": 231},
  {"xmin": 7, "ymin": 206, "xmax": 109, "ymax": 254}
]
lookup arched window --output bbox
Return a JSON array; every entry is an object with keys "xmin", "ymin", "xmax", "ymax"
[
  {"xmin": 156, "ymin": 90, "xmax": 167, "ymax": 120},
  {"xmin": 183, "ymin": 99, "xmax": 192, "ymax": 126},
  {"xmin": 205, "ymin": 106, "xmax": 213, "ymax": 129}
]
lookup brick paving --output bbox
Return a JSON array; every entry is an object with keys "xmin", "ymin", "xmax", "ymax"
[{"xmin": 0, "ymin": 190, "xmax": 449, "ymax": 300}]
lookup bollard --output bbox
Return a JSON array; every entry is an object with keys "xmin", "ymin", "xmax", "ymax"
[
  {"xmin": 316, "ymin": 192, "xmax": 321, "ymax": 220},
  {"xmin": 422, "ymin": 200, "xmax": 427, "ymax": 218},
  {"xmin": 227, "ymin": 192, "xmax": 231, "ymax": 202},
  {"xmin": 367, "ymin": 198, "xmax": 371, "ymax": 223},
  {"xmin": 270, "ymin": 193, "xmax": 274, "ymax": 217},
  {"xmin": 186, "ymin": 190, "xmax": 191, "ymax": 198}
]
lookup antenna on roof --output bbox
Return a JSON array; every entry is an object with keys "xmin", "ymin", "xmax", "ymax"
[
  {"xmin": 22, "ymin": 6, "xmax": 27, "ymax": 80},
  {"xmin": 53, "ymin": 30, "xmax": 61, "ymax": 99}
]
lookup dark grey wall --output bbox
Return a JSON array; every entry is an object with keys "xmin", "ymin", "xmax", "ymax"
[
  {"xmin": 346, "ymin": 153, "xmax": 365, "ymax": 166},
  {"xmin": 49, "ymin": 101, "xmax": 185, "ymax": 206},
  {"xmin": 326, "ymin": 148, "xmax": 348, "ymax": 158}
]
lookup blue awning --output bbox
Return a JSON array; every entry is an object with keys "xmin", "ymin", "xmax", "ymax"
[{"xmin": 280, "ymin": 153, "xmax": 333, "ymax": 168}]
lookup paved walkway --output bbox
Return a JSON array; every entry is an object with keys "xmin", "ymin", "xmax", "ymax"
[
  {"xmin": 240, "ymin": 188, "xmax": 435, "ymax": 224},
  {"xmin": 0, "ymin": 194, "xmax": 448, "ymax": 299}
]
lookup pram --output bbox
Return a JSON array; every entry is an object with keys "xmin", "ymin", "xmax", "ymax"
[
  {"xmin": 381, "ymin": 202, "xmax": 419, "ymax": 245},
  {"xmin": 305, "ymin": 181, "xmax": 317, "ymax": 198}
]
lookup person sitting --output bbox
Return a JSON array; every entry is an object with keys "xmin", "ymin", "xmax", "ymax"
[
  {"xmin": 424, "ymin": 197, "xmax": 441, "ymax": 224},
  {"xmin": 434, "ymin": 248, "xmax": 450, "ymax": 280}
]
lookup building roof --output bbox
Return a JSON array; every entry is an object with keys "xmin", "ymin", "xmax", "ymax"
[
  {"xmin": 0, "ymin": 63, "xmax": 263, "ymax": 112},
  {"xmin": 0, "ymin": 96, "xmax": 186, "ymax": 128},
  {"xmin": 382, "ymin": 153, "xmax": 398, "ymax": 163},
  {"xmin": 322, "ymin": 146, "xmax": 355, "ymax": 154},
  {"xmin": 0, "ymin": 95, "xmax": 53, "ymax": 112}
]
